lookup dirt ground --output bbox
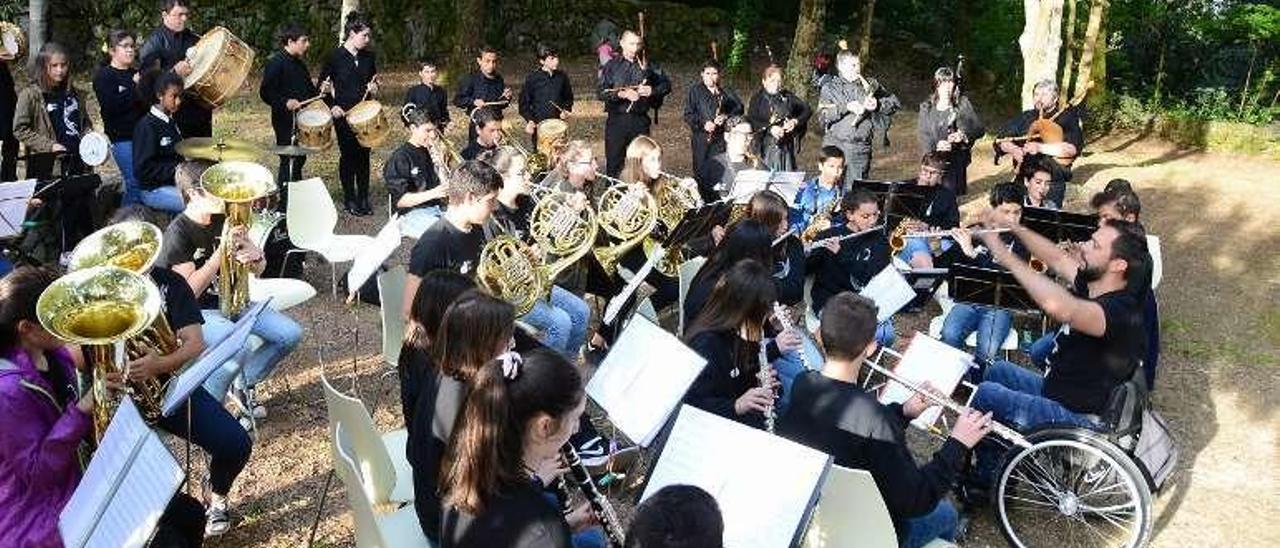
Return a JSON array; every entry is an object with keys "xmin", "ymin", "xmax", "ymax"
[{"xmin": 82, "ymin": 61, "xmax": 1277, "ymax": 547}]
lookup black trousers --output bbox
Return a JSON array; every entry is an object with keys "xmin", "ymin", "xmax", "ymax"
[
  {"xmin": 825, "ymin": 138, "xmax": 871, "ymax": 189},
  {"xmin": 689, "ymin": 131, "xmax": 724, "ymax": 183},
  {"xmin": 943, "ymin": 149, "xmax": 973, "ymax": 196},
  {"xmin": 604, "ymin": 112, "xmax": 651, "ymax": 177},
  {"xmin": 0, "ymin": 136, "xmax": 17, "ymax": 182},
  {"xmin": 334, "ymin": 117, "xmax": 371, "ymax": 205},
  {"xmin": 271, "ymin": 113, "xmax": 306, "ymax": 185}
]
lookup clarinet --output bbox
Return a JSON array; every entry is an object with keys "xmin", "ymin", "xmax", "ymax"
[{"xmin": 560, "ymin": 444, "xmax": 627, "ymax": 547}]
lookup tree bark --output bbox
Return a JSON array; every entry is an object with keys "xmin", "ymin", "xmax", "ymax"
[
  {"xmin": 784, "ymin": 0, "xmax": 826, "ymax": 102},
  {"xmin": 28, "ymin": 0, "xmax": 47, "ymax": 67},
  {"xmin": 857, "ymin": 0, "xmax": 877, "ymax": 62},
  {"xmin": 339, "ymin": 0, "xmax": 360, "ymax": 42},
  {"xmin": 450, "ymin": 0, "xmax": 485, "ymax": 80},
  {"xmin": 1060, "ymin": 0, "xmax": 1078, "ymax": 99},
  {"xmin": 1073, "ymin": 0, "xmax": 1109, "ymax": 103},
  {"xmin": 1019, "ymin": 0, "xmax": 1065, "ymax": 109}
]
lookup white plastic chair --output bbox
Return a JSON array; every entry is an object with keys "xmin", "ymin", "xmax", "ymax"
[
  {"xmin": 377, "ymin": 267, "xmax": 407, "ymax": 370},
  {"xmin": 928, "ymin": 312, "xmax": 1019, "ymax": 360},
  {"xmin": 319, "ymin": 364, "xmax": 413, "ymax": 506},
  {"xmin": 1147, "ymin": 234, "xmax": 1162, "ymax": 291},
  {"xmin": 676, "ymin": 256, "xmax": 707, "ymax": 336},
  {"xmin": 332, "ymin": 423, "xmax": 429, "ymax": 548},
  {"xmin": 248, "ymin": 275, "xmax": 317, "ymax": 312},
  {"xmin": 804, "ymin": 466, "xmax": 899, "ymax": 548},
  {"xmin": 286, "ymin": 177, "xmax": 376, "ymax": 296}
]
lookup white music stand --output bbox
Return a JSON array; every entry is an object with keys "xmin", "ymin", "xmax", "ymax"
[{"xmin": 0, "ymin": 178, "xmax": 37, "ymax": 239}]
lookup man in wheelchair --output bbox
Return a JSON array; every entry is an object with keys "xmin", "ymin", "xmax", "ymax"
[{"xmin": 964, "ymin": 215, "xmax": 1151, "ymax": 488}]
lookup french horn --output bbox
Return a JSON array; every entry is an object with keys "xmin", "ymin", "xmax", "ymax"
[{"xmin": 592, "ymin": 183, "xmax": 657, "ymax": 276}]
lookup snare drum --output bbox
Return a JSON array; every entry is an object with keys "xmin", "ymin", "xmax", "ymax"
[
  {"xmin": 296, "ymin": 102, "xmax": 334, "ymax": 150},
  {"xmin": 184, "ymin": 26, "xmax": 255, "ymax": 108},
  {"xmin": 0, "ymin": 22, "xmax": 24, "ymax": 61},
  {"xmin": 346, "ymin": 100, "xmax": 390, "ymax": 149},
  {"xmin": 78, "ymin": 132, "xmax": 111, "ymax": 167}
]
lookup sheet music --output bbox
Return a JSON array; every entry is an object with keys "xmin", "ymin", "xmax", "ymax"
[
  {"xmin": 0, "ymin": 178, "xmax": 36, "ymax": 238},
  {"xmin": 728, "ymin": 170, "xmax": 771, "ymax": 203},
  {"xmin": 860, "ymin": 266, "xmax": 916, "ymax": 322},
  {"xmin": 162, "ymin": 299, "xmax": 267, "ymax": 415},
  {"xmin": 877, "ymin": 334, "xmax": 975, "ymax": 429},
  {"xmin": 641, "ymin": 406, "xmax": 831, "ymax": 548},
  {"xmin": 346, "ymin": 217, "xmax": 403, "ymax": 299},
  {"xmin": 586, "ymin": 317, "xmax": 706, "ymax": 446},
  {"xmin": 60, "ymin": 400, "xmax": 183, "ymax": 548}
]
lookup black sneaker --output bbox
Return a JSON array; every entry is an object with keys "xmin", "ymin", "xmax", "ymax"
[{"xmin": 343, "ymin": 200, "xmax": 361, "ymax": 216}]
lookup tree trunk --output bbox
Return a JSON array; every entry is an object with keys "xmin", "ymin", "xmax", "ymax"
[
  {"xmin": 1060, "ymin": 0, "xmax": 1078, "ymax": 99},
  {"xmin": 1087, "ymin": 14, "xmax": 1108, "ymax": 111},
  {"xmin": 1019, "ymin": 0, "xmax": 1065, "ymax": 109},
  {"xmin": 339, "ymin": 0, "xmax": 360, "ymax": 42},
  {"xmin": 857, "ymin": 0, "xmax": 876, "ymax": 62},
  {"xmin": 450, "ymin": 0, "xmax": 485, "ymax": 81},
  {"xmin": 784, "ymin": 0, "xmax": 826, "ymax": 102},
  {"xmin": 27, "ymin": 0, "xmax": 47, "ymax": 67},
  {"xmin": 1073, "ymin": 0, "xmax": 1109, "ymax": 103}
]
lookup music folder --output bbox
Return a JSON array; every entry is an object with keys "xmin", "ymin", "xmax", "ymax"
[
  {"xmin": 1022, "ymin": 206, "xmax": 1099, "ymax": 243},
  {"xmin": 346, "ymin": 216, "xmax": 403, "ymax": 301},
  {"xmin": 0, "ymin": 178, "xmax": 36, "ymax": 238},
  {"xmin": 641, "ymin": 405, "xmax": 832, "ymax": 548},
  {"xmin": 859, "ymin": 265, "xmax": 916, "ymax": 322},
  {"xmin": 853, "ymin": 179, "xmax": 935, "ymax": 233},
  {"xmin": 728, "ymin": 170, "xmax": 807, "ymax": 205},
  {"xmin": 586, "ymin": 316, "xmax": 706, "ymax": 447},
  {"xmin": 161, "ymin": 299, "xmax": 268, "ymax": 416},
  {"xmin": 59, "ymin": 399, "xmax": 184, "ymax": 548},
  {"xmin": 876, "ymin": 334, "xmax": 977, "ymax": 430},
  {"xmin": 948, "ymin": 262, "xmax": 1036, "ymax": 312}
]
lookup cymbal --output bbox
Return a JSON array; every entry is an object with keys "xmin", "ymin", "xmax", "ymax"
[
  {"xmin": 268, "ymin": 144, "xmax": 321, "ymax": 157},
  {"xmin": 175, "ymin": 137, "xmax": 264, "ymax": 161}
]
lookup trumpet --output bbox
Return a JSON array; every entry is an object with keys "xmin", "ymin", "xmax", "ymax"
[{"xmin": 865, "ymin": 347, "xmax": 1031, "ymax": 448}]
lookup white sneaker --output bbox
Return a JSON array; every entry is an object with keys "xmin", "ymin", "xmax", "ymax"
[{"xmin": 205, "ymin": 500, "xmax": 231, "ymax": 536}]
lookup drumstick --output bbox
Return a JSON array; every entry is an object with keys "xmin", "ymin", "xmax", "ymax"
[
  {"xmin": 298, "ymin": 94, "xmax": 327, "ymax": 108},
  {"xmin": 549, "ymin": 101, "xmax": 569, "ymax": 116}
]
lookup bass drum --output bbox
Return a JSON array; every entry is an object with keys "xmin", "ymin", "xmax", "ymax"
[
  {"xmin": 184, "ymin": 26, "xmax": 255, "ymax": 108},
  {"xmin": 247, "ymin": 210, "xmax": 303, "ymax": 279}
]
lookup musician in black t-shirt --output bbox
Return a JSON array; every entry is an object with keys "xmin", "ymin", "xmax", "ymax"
[
  {"xmin": 896, "ymin": 152, "xmax": 961, "ymax": 269},
  {"xmin": 317, "ymin": 14, "xmax": 378, "ymax": 216},
  {"xmin": 968, "ymin": 216, "xmax": 1149, "ymax": 486},
  {"xmin": 779, "ymin": 292, "xmax": 991, "ymax": 548},
  {"xmin": 460, "ymin": 108, "xmax": 502, "ymax": 161},
  {"xmin": 439, "ymin": 349, "xmax": 599, "ymax": 547},
  {"xmin": 385, "ymin": 105, "xmax": 446, "ymax": 239},
  {"xmin": 403, "ymin": 161, "xmax": 504, "ymax": 320}
]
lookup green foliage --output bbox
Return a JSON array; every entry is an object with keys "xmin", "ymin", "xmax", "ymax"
[{"xmin": 726, "ymin": 0, "xmax": 763, "ymax": 73}]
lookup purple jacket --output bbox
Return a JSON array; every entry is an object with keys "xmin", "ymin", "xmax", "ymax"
[{"xmin": 0, "ymin": 347, "xmax": 91, "ymax": 548}]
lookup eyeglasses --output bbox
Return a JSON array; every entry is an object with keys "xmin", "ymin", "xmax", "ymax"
[{"xmin": 920, "ymin": 167, "xmax": 942, "ymax": 176}]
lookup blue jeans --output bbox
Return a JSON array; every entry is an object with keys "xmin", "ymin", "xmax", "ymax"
[
  {"xmin": 200, "ymin": 308, "xmax": 303, "ymax": 401},
  {"xmin": 875, "ymin": 319, "xmax": 896, "ymax": 349},
  {"xmin": 772, "ymin": 334, "xmax": 824, "ymax": 415},
  {"xmin": 397, "ymin": 206, "xmax": 442, "ymax": 239},
  {"xmin": 112, "ymin": 141, "xmax": 142, "ymax": 207},
  {"xmin": 941, "ymin": 303, "xmax": 1013, "ymax": 364},
  {"xmin": 520, "ymin": 285, "xmax": 590, "ymax": 357},
  {"xmin": 897, "ymin": 237, "xmax": 954, "ymax": 265},
  {"xmin": 156, "ymin": 387, "xmax": 252, "ymax": 495},
  {"xmin": 141, "ymin": 185, "xmax": 185, "ymax": 214},
  {"xmin": 901, "ymin": 499, "xmax": 959, "ymax": 548},
  {"xmin": 970, "ymin": 361, "xmax": 1099, "ymax": 485},
  {"xmin": 1027, "ymin": 331, "xmax": 1057, "ymax": 369}
]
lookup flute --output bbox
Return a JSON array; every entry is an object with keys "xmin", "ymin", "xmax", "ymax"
[
  {"xmin": 804, "ymin": 224, "xmax": 885, "ymax": 252},
  {"xmin": 905, "ymin": 227, "xmax": 1011, "ymax": 238},
  {"xmin": 864, "ymin": 347, "xmax": 1031, "ymax": 448},
  {"xmin": 561, "ymin": 444, "xmax": 627, "ymax": 547}
]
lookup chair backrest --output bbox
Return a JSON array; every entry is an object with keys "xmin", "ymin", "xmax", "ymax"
[
  {"xmin": 676, "ymin": 256, "xmax": 707, "ymax": 336},
  {"xmin": 1147, "ymin": 234, "xmax": 1162, "ymax": 291},
  {"xmin": 287, "ymin": 177, "xmax": 338, "ymax": 249},
  {"xmin": 332, "ymin": 423, "xmax": 389, "ymax": 548},
  {"xmin": 378, "ymin": 266, "xmax": 408, "ymax": 368},
  {"xmin": 319, "ymin": 365, "xmax": 399, "ymax": 506},
  {"xmin": 803, "ymin": 466, "xmax": 897, "ymax": 548}
]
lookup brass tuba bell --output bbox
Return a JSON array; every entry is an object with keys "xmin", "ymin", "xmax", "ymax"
[
  {"xmin": 200, "ymin": 161, "xmax": 277, "ymax": 317},
  {"xmin": 37, "ymin": 266, "xmax": 164, "ymax": 440}
]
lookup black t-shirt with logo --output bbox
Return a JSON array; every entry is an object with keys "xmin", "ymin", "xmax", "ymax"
[
  {"xmin": 408, "ymin": 218, "xmax": 487, "ymax": 278},
  {"xmin": 149, "ymin": 266, "xmax": 205, "ymax": 330},
  {"xmin": 156, "ymin": 213, "xmax": 224, "ymax": 309},
  {"xmin": 1042, "ymin": 276, "xmax": 1145, "ymax": 414}
]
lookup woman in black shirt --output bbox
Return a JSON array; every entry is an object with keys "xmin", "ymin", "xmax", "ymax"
[
  {"xmin": 683, "ymin": 259, "xmax": 801, "ymax": 429},
  {"xmin": 917, "ymin": 67, "xmax": 984, "ymax": 196},
  {"xmin": 682, "ymin": 219, "xmax": 775, "ymax": 326},
  {"xmin": 746, "ymin": 64, "xmax": 811, "ymax": 172},
  {"xmin": 409, "ymin": 290, "xmax": 515, "ymax": 542},
  {"xmin": 439, "ymin": 348, "xmax": 593, "ymax": 548},
  {"xmin": 93, "ymin": 30, "xmax": 146, "ymax": 206}
]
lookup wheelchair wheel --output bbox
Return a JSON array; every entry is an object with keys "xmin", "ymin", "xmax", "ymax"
[{"xmin": 995, "ymin": 428, "xmax": 1153, "ymax": 548}]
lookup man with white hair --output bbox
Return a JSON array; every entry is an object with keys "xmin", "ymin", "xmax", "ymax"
[
  {"xmin": 817, "ymin": 50, "xmax": 900, "ymax": 187},
  {"xmin": 995, "ymin": 79, "xmax": 1084, "ymax": 206}
]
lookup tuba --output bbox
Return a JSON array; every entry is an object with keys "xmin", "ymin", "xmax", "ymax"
[
  {"xmin": 200, "ymin": 161, "xmax": 277, "ymax": 317},
  {"xmin": 592, "ymin": 183, "xmax": 658, "ymax": 276},
  {"xmin": 37, "ymin": 267, "xmax": 165, "ymax": 440}
]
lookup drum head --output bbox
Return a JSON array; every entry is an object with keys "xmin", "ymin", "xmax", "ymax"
[
  {"xmin": 297, "ymin": 105, "xmax": 332, "ymax": 127},
  {"xmin": 78, "ymin": 132, "xmax": 111, "ymax": 167},
  {"xmin": 1, "ymin": 32, "xmax": 18, "ymax": 56},
  {"xmin": 538, "ymin": 119, "xmax": 568, "ymax": 133},
  {"xmin": 347, "ymin": 101, "xmax": 383, "ymax": 124},
  {"xmin": 184, "ymin": 27, "xmax": 228, "ymax": 87}
]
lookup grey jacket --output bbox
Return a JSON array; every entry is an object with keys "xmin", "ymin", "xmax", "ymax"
[{"xmin": 819, "ymin": 75, "xmax": 900, "ymax": 145}]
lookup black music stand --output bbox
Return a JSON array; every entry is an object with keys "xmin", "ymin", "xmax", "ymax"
[
  {"xmin": 1022, "ymin": 206, "xmax": 1099, "ymax": 243},
  {"xmin": 669, "ymin": 200, "xmax": 734, "ymax": 248},
  {"xmin": 948, "ymin": 262, "xmax": 1037, "ymax": 312},
  {"xmin": 902, "ymin": 267, "xmax": 950, "ymax": 309},
  {"xmin": 854, "ymin": 179, "xmax": 935, "ymax": 233}
]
